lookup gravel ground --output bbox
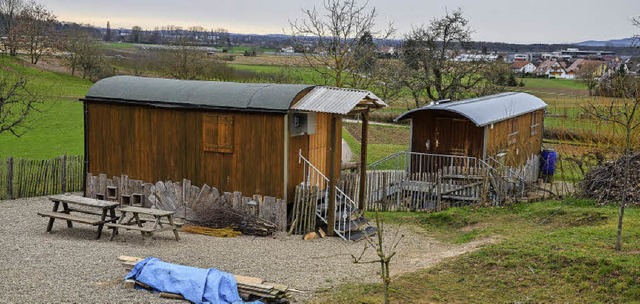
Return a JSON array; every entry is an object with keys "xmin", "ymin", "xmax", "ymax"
[{"xmin": 0, "ymin": 196, "xmax": 493, "ymax": 303}]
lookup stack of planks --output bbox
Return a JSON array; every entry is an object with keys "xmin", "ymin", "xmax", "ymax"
[{"xmin": 118, "ymin": 256, "xmax": 291, "ymax": 303}]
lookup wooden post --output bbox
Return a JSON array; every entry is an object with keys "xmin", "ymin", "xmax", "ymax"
[
  {"xmin": 358, "ymin": 111, "xmax": 369, "ymax": 211},
  {"xmin": 327, "ymin": 114, "xmax": 338, "ymax": 236},
  {"xmin": 61, "ymin": 155, "xmax": 67, "ymax": 193},
  {"xmin": 7, "ymin": 157, "xmax": 14, "ymax": 200}
]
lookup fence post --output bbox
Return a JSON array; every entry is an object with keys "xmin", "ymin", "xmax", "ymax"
[
  {"xmin": 61, "ymin": 155, "xmax": 67, "ymax": 193},
  {"xmin": 7, "ymin": 157, "xmax": 13, "ymax": 199}
]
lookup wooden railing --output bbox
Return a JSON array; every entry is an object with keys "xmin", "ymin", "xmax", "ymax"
[{"xmin": 0, "ymin": 155, "xmax": 84, "ymax": 200}]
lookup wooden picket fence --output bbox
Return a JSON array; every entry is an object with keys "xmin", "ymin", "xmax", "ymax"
[{"xmin": 0, "ymin": 155, "xmax": 84, "ymax": 200}]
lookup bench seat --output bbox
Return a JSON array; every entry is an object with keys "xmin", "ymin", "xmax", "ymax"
[
  {"xmin": 105, "ymin": 223, "xmax": 156, "ymax": 233},
  {"xmin": 37, "ymin": 211, "xmax": 104, "ymax": 225}
]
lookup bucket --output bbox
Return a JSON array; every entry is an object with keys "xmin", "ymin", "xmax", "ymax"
[{"xmin": 540, "ymin": 148, "xmax": 557, "ymax": 177}]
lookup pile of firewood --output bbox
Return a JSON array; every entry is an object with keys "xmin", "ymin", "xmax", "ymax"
[
  {"xmin": 191, "ymin": 203, "xmax": 277, "ymax": 236},
  {"xmin": 118, "ymin": 256, "xmax": 292, "ymax": 303},
  {"xmin": 581, "ymin": 153, "xmax": 640, "ymax": 205}
]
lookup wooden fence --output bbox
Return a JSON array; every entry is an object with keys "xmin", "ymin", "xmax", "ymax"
[
  {"xmin": 0, "ymin": 155, "xmax": 84, "ymax": 200},
  {"xmin": 85, "ymin": 173, "xmax": 287, "ymax": 231}
]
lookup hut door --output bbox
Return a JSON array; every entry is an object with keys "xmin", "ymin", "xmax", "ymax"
[{"xmin": 435, "ymin": 118, "xmax": 469, "ymax": 156}]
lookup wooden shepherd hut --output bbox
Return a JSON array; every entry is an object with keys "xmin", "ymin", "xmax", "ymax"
[
  {"xmin": 396, "ymin": 92, "xmax": 547, "ymax": 169},
  {"xmin": 82, "ymin": 76, "xmax": 386, "ymax": 235}
]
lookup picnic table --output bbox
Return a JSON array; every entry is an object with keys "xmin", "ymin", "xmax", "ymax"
[
  {"xmin": 38, "ymin": 194, "xmax": 119, "ymax": 239},
  {"xmin": 106, "ymin": 206, "xmax": 180, "ymax": 242}
]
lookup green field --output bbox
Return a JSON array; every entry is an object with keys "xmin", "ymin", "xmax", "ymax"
[
  {"xmin": 229, "ymin": 63, "xmax": 319, "ymax": 84},
  {"xmin": 225, "ymin": 46, "xmax": 278, "ymax": 53},
  {"xmin": 312, "ymin": 199, "xmax": 640, "ymax": 303},
  {"xmin": 342, "ymin": 123, "xmax": 409, "ymax": 168},
  {"xmin": 0, "ymin": 56, "xmax": 90, "ymax": 158},
  {"xmin": 522, "ymin": 77, "xmax": 588, "ymax": 91}
]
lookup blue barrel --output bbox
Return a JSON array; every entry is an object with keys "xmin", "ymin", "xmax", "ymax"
[{"xmin": 540, "ymin": 149, "xmax": 558, "ymax": 176}]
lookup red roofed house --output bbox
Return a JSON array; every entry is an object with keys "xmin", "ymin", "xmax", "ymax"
[{"xmin": 511, "ymin": 60, "xmax": 536, "ymax": 74}]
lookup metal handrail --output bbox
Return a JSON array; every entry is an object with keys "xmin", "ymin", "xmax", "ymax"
[{"xmin": 298, "ymin": 150, "xmax": 355, "ymax": 240}]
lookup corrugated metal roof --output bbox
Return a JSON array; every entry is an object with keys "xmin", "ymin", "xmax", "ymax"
[
  {"xmin": 395, "ymin": 92, "xmax": 547, "ymax": 127},
  {"xmin": 85, "ymin": 76, "xmax": 314, "ymax": 112},
  {"xmin": 290, "ymin": 86, "xmax": 387, "ymax": 115}
]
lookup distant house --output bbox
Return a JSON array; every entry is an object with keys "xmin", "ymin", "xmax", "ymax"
[
  {"xmin": 565, "ymin": 59, "xmax": 606, "ymax": 80},
  {"xmin": 535, "ymin": 60, "xmax": 568, "ymax": 78},
  {"xmin": 280, "ymin": 46, "xmax": 295, "ymax": 53},
  {"xmin": 511, "ymin": 60, "xmax": 536, "ymax": 74}
]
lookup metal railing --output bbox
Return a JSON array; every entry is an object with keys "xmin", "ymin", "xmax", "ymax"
[{"xmin": 298, "ymin": 150, "xmax": 356, "ymax": 240}]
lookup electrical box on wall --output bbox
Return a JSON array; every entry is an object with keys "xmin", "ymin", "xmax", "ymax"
[{"xmin": 290, "ymin": 112, "xmax": 316, "ymax": 136}]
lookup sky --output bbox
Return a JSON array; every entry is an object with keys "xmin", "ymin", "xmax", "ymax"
[{"xmin": 43, "ymin": 0, "xmax": 640, "ymax": 44}]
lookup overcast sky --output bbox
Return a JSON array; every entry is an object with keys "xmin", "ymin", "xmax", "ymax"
[{"xmin": 44, "ymin": 0, "xmax": 640, "ymax": 44}]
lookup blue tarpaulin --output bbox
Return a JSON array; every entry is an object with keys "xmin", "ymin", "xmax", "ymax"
[{"xmin": 125, "ymin": 257, "xmax": 262, "ymax": 304}]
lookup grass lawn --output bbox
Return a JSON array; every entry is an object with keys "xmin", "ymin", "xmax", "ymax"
[
  {"xmin": 522, "ymin": 78, "xmax": 587, "ymax": 92},
  {"xmin": 0, "ymin": 56, "xmax": 90, "ymax": 159},
  {"xmin": 229, "ymin": 63, "xmax": 319, "ymax": 84},
  {"xmin": 342, "ymin": 122, "xmax": 409, "ymax": 167},
  {"xmin": 311, "ymin": 199, "xmax": 640, "ymax": 303}
]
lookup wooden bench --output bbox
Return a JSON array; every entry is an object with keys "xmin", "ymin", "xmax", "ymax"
[
  {"xmin": 107, "ymin": 206, "xmax": 180, "ymax": 242},
  {"xmin": 39, "ymin": 194, "xmax": 119, "ymax": 239}
]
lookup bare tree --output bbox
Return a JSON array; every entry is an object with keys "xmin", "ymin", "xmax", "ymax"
[
  {"xmin": 581, "ymin": 75, "xmax": 640, "ymax": 251},
  {"xmin": 575, "ymin": 61, "xmax": 604, "ymax": 96},
  {"xmin": 0, "ymin": 0, "xmax": 23, "ymax": 56},
  {"xmin": 352, "ymin": 211, "xmax": 403, "ymax": 304},
  {"xmin": 633, "ymin": 16, "xmax": 639, "ymax": 47},
  {"xmin": 0, "ymin": 76, "xmax": 42, "ymax": 137},
  {"xmin": 13, "ymin": 1, "xmax": 57, "ymax": 64},
  {"xmin": 289, "ymin": 0, "xmax": 394, "ymax": 88},
  {"xmin": 60, "ymin": 27, "xmax": 104, "ymax": 78},
  {"xmin": 130, "ymin": 25, "xmax": 142, "ymax": 43},
  {"xmin": 153, "ymin": 39, "xmax": 231, "ymax": 80},
  {"xmin": 212, "ymin": 27, "xmax": 229, "ymax": 47},
  {"xmin": 402, "ymin": 9, "xmax": 486, "ymax": 107}
]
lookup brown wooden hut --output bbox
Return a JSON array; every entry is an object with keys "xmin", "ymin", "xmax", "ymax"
[
  {"xmin": 396, "ymin": 92, "xmax": 547, "ymax": 168},
  {"xmin": 82, "ymin": 76, "xmax": 386, "ymax": 209}
]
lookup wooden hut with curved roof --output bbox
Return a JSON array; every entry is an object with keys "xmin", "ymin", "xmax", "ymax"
[
  {"xmin": 396, "ymin": 92, "xmax": 547, "ymax": 168},
  {"xmin": 81, "ymin": 76, "xmax": 386, "ymax": 214}
]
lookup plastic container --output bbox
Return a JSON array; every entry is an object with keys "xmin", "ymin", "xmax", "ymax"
[{"xmin": 540, "ymin": 148, "xmax": 557, "ymax": 176}]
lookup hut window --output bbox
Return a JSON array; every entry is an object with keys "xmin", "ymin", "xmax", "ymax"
[
  {"xmin": 203, "ymin": 114, "xmax": 234, "ymax": 153},
  {"xmin": 530, "ymin": 111, "xmax": 540, "ymax": 136}
]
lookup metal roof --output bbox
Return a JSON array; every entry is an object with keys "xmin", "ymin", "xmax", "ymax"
[
  {"xmin": 85, "ymin": 76, "xmax": 314, "ymax": 113},
  {"xmin": 395, "ymin": 92, "xmax": 547, "ymax": 127},
  {"xmin": 290, "ymin": 86, "xmax": 387, "ymax": 115},
  {"xmin": 85, "ymin": 76, "xmax": 386, "ymax": 115}
]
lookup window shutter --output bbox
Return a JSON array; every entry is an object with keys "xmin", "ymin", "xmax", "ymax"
[{"xmin": 203, "ymin": 114, "xmax": 233, "ymax": 153}]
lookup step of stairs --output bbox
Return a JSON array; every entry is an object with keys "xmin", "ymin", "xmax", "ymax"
[{"xmin": 346, "ymin": 226, "xmax": 378, "ymax": 242}]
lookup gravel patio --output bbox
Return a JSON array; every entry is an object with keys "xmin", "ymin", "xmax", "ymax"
[{"xmin": 0, "ymin": 196, "xmax": 491, "ymax": 303}]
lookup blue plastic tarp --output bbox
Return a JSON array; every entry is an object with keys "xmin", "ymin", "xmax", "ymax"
[{"xmin": 125, "ymin": 257, "xmax": 262, "ymax": 304}]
